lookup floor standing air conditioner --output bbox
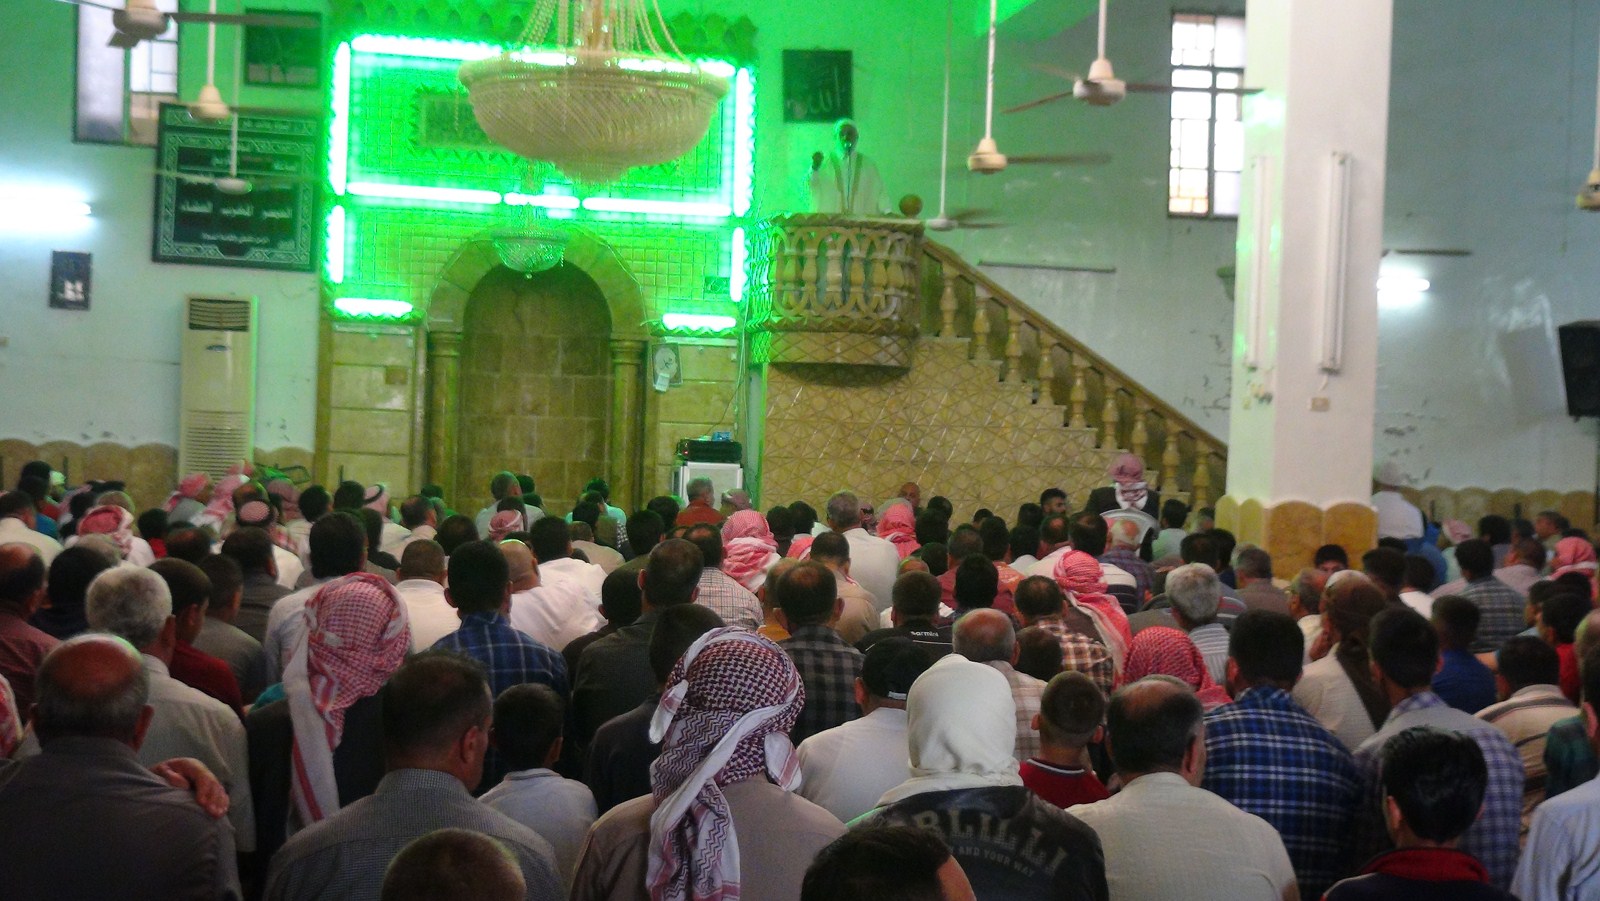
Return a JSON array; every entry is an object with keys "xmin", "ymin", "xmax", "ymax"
[{"xmin": 179, "ymin": 296, "xmax": 257, "ymax": 479}]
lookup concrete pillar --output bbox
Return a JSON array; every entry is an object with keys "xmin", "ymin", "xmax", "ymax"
[
  {"xmin": 425, "ymin": 329, "xmax": 463, "ymax": 502},
  {"xmin": 1220, "ymin": 0, "xmax": 1393, "ymax": 575},
  {"xmin": 609, "ymin": 337, "xmax": 646, "ymax": 511}
]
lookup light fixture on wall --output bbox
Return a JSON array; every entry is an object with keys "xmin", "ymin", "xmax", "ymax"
[
  {"xmin": 1376, "ymin": 275, "xmax": 1430, "ymax": 310},
  {"xmin": 0, "ymin": 187, "xmax": 92, "ymax": 229},
  {"xmin": 333, "ymin": 297, "xmax": 414, "ymax": 318},
  {"xmin": 458, "ymin": 0, "xmax": 728, "ymax": 182},
  {"xmin": 491, "ymin": 227, "xmax": 570, "ymax": 276}
]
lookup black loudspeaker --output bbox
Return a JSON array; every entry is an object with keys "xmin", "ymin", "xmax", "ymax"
[{"xmin": 1558, "ymin": 321, "xmax": 1600, "ymax": 417}]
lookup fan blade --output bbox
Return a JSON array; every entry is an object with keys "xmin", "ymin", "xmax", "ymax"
[
  {"xmin": 1126, "ymin": 82, "xmax": 1264, "ymax": 95},
  {"xmin": 957, "ymin": 222, "xmax": 1006, "ymax": 229},
  {"xmin": 1027, "ymin": 63, "xmax": 1084, "ymax": 83},
  {"xmin": 1003, "ymin": 89, "xmax": 1077, "ymax": 115},
  {"xmin": 170, "ymin": 11, "xmax": 318, "ymax": 28},
  {"xmin": 1385, "ymin": 248, "xmax": 1473, "ymax": 257},
  {"xmin": 947, "ymin": 208, "xmax": 995, "ymax": 222},
  {"xmin": 108, "ymin": 29, "xmax": 143, "ymax": 47},
  {"xmin": 155, "ymin": 170, "xmax": 216, "ymax": 184},
  {"xmin": 51, "ymin": 0, "xmax": 122, "ymax": 10},
  {"xmin": 1006, "ymin": 152, "xmax": 1112, "ymax": 166},
  {"xmin": 232, "ymin": 105, "xmax": 316, "ymax": 117}
]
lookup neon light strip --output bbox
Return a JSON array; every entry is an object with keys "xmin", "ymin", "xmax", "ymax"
[
  {"xmin": 730, "ymin": 226, "xmax": 748, "ymax": 303},
  {"xmin": 348, "ymin": 182, "xmax": 503, "ymax": 205},
  {"xmin": 334, "ymin": 297, "xmax": 414, "ymax": 317},
  {"xmin": 329, "ymin": 43, "xmax": 351, "ymax": 195},
  {"xmin": 350, "ymin": 34, "xmax": 499, "ymax": 61},
  {"xmin": 581, "ymin": 198, "xmax": 732, "ymax": 217},
  {"xmin": 325, "ymin": 205, "xmax": 346, "ymax": 284},
  {"xmin": 662, "ymin": 313, "xmax": 737, "ymax": 332},
  {"xmin": 733, "ymin": 68, "xmax": 755, "ymax": 217},
  {"xmin": 504, "ymin": 192, "xmax": 581, "ymax": 210}
]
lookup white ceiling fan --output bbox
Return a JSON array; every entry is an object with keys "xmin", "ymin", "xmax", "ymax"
[
  {"xmin": 966, "ymin": 0, "xmax": 1008, "ymax": 174},
  {"xmin": 186, "ymin": 5, "xmax": 304, "ymax": 122},
  {"xmin": 52, "ymin": 0, "xmax": 315, "ymax": 49},
  {"xmin": 1006, "ymin": 0, "xmax": 1262, "ymax": 113},
  {"xmin": 1579, "ymin": 19, "xmax": 1600, "ymax": 211}
]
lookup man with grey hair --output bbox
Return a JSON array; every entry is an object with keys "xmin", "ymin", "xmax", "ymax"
[
  {"xmin": 1289, "ymin": 567, "xmax": 1329, "ymax": 657},
  {"xmin": 1235, "ymin": 547, "xmax": 1290, "ymax": 616},
  {"xmin": 1164, "ymin": 563, "xmax": 1230, "ymax": 684},
  {"xmin": 954, "ymin": 608, "xmax": 1047, "ymax": 761},
  {"xmin": 826, "ymin": 490, "xmax": 900, "ymax": 612},
  {"xmin": 675, "ymin": 477, "xmax": 724, "ymax": 528},
  {"xmin": 476, "ymin": 471, "xmax": 524, "ymax": 536},
  {"xmin": 0, "ymin": 634, "xmax": 243, "ymax": 901},
  {"xmin": 77, "ymin": 566, "xmax": 256, "ymax": 853}
]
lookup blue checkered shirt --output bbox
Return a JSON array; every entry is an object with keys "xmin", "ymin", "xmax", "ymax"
[
  {"xmin": 430, "ymin": 611, "xmax": 570, "ymax": 699},
  {"xmin": 781, "ymin": 624, "xmax": 863, "ymax": 745},
  {"xmin": 1456, "ymin": 577, "xmax": 1527, "ymax": 653},
  {"xmin": 1202, "ymin": 686, "xmax": 1363, "ymax": 899},
  {"xmin": 1353, "ymin": 691, "xmax": 1524, "ymax": 890}
]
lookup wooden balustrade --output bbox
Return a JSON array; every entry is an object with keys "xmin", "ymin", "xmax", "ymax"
[{"xmin": 921, "ymin": 241, "xmax": 1229, "ymax": 503}]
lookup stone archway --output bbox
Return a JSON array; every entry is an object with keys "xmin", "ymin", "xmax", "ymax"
[{"xmin": 423, "ymin": 229, "xmax": 649, "ymax": 510}]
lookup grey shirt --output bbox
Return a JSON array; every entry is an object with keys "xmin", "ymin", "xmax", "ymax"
[
  {"xmin": 193, "ymin": 615, "xmax": 270, "ymax": 702},
  {"xmin": 263, "ymin": 768, "xmax": 560, "ymax": 901},
  {"xmin": 236, "ymin": 571, "xmax": 291, "ymax": 643},
  {"xmin": 0, "ymin": 736, "xmax": 240, "ymax": 901}
]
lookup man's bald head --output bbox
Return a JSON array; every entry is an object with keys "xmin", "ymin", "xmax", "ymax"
[
  {"xmin": 399, "ymin": 540, "xmax": 446, "ymax": 582},
  {"xmin": 498, "ymin": 540, "xmax": 537, "ymax": 589},
  {"xmin": 1108, "ymin": 518, "xmax": 1142, "ymax": 549},
  {"xmin": 1106, "ymin": 676, "xmax": 1205, "ymax": 780},
  {"xmin": 898, "ymin": 482, "xmax": 922, "ymax": 509},
  {"xmin": 381, "ymin": 828, "xmax": 525, "ymax": 901},
  {"xmin": 33, "ymin": 634, "xmax": 150, "ymax": 746},
  {"xmin": 951, "ymin": 608, "xmax": 1016, "ymax": 663},
  {"xmin": 0, "ymin": 544, "xmax": 47, "ymax": 615}
]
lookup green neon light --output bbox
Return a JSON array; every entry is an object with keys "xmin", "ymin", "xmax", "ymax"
[
  {"xmin": 329, "ymin": 43, "xmax": 351, "ymax": 195},
  {"xmin": 325, "ymin": 205, "xmax": 345, "ymax": 284},
  {"xmin": 351, "ymin": 34, "xmax": 499, "ymax": 60},
  {"xmin": 730, "ymin": 226, "xmax": 747, "ymax": 303},
  {"xmin": 581, "ymin": 198, "xmax": 731, "ymax": 218},
  {"xmin": 348, "ymin": 182, "xmax": 502, "ymax": 205},
  {"xmin": 662, "ymin": 313, "xmax": 736, "ymax": 332},
  {"xmin": 733, "ymin": 68, "xmax": 754, "ymax": 217},
  {"xmin": 504, "ymin": 192, "xmax": 581, "ymax": 210},
  {"xmin": 334, "ymin": 297, "xmax": 414, "ymax": 318}
]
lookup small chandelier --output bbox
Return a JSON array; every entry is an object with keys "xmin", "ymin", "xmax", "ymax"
[
  {"xmin": 459, "ymin": 0, "xmax": 729, "ymax": 183},
  {"xmin": 491, "ymin": 227, "xmax": 570, "ymax": 276}
]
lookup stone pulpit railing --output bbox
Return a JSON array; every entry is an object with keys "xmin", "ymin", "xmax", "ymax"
[{"xmin": 745, "ymin": 215, "xmax": 923, "ymax": 368}]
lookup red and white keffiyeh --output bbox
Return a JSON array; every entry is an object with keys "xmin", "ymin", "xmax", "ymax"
[
  {"xmin": 76, "ymin": 505, "xmax": 135, "ymax": 557},
  {"xmin": 1120, "ymin": 626, "xmax": 1232, "ymax": 709},
  {"xmin": 1054, "ymin": 550, "xmax": 1132, "ymax": 671},
  {"xmin": 284, "ymin": 573, "xmax": 410, "ymax": 828},
  {"xmin": 1108, "ymin": 453, "xmax": 1149, "ymax": 510},
  {"xmin": 1552, "ymin": 536, "xmax": 1599, "ymax": 599},
  {"xmin": 647, "ymin": 627, "xmax": 805, "ymax": 901},
  {"xmin": 266, "ymin": 478, "xmax": 301, "ymax": 522},
  {"xmin": 488, "ymin": 510, "xmax": 524, "ymax": 543},
  {"xmin": 875, "ymin": 500, "xmax": 921, "ymax": 559},
  {"xmin": 0, "ymin": 672, "xmax": 21, "ymax": 759},
  {"xmin": 719, "ymin": 510, "xmax": 780, "ymax": 593},
  {"xmin": 164, "ymin": 472, "xmax": 212, "ymax": 514}
]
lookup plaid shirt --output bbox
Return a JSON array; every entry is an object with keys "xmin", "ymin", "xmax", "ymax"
[
  {"xmin": 1353, "ymin": 691, "xmax": 1524, "ymax": 890},
  {"xmin": 430, "ymin": 611, "xmax": 570, "ymax": 698},
  {"xmin": 695, "ymin": 568, "xmax": 764, "ymax": 631},
  {"xmin": 782, "ymin": 624, "xmax": 863, "ymax": 745},
  {"xmin": 985, "ymin": 661, "xmax": 1045, "ymax": 761},
  {"xmin": 1202, "ymin": 686, "xmax": 1363, "ymax": 899},
  {"xmin": 1457, "ymin": 577, "xmax": 1527, "ymax": 653},
  {"xmin": 1030, "ymin": 614, "xmax": 1114, "ymax": 698},
  {"xmin": 1098, "ymin": 548, "xmax": 1153, "ymax": 603}
]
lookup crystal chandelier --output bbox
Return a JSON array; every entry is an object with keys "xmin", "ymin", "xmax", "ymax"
[
  {"xmin": 459, "ymin": 0, "xmax": 729, "ymax": 183},
  {"xmin": 491, "ymin": 227, "xmax": 570, "ymax": 276}
]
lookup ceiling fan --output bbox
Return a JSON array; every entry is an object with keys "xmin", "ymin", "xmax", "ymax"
[
  {"xmin": 1580, "ymin": 20, "xmax": 1600, "ymax": 211},
  {"xmin": 53, "ymin": 0, "xmax": 316, "ymax": 49},
  {"xmin": 924, "ymin": 0, "xmax": 1000, "ymax": 229},
  {"xmin": 184, "ymin": 1, "xmax": 303, "ymax": 122},
  {"xmin": 1005, "ymin": 0, "xmax": 1262, "ymax": 113}
]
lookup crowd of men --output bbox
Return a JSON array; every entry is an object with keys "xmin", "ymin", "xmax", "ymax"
[{"xmin": 2, "ymin": 453, "xmax": 1600, "ymax": 900}]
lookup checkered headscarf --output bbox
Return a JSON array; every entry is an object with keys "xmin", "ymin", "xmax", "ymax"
[
  {"xmin": 719, "ymin": 510, "xmax": 779, "ymax": 592},
  {"xmin": 1054, "ymin": 549, "xmax": 1132, "ymax": 672},
  {"xmin": 646, "ymin": 628, "xmax": 805, "ymax": 901},
  {"xmin": 285, "ymin": 573, "xmax": 410, "ymax": 827}
]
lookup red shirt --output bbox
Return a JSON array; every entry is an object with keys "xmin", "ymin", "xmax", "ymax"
[
  {"xmin": 1020, "ymin": 758, "xmax": 1110, "ymax": 808},
  {"xmin": 1558, "ymin": 642, "xmax": 1581, "ymax": 704},
  {"xmin": 674, "ymin": 500, "xmax": 725, "ymax": 528},
  {"xmin": 169, "ymin": 641, "xmax": 243, "ymax": 713},
  {"xmin": 937, "ymin": 567, "xmax": 1020, "ymax": 622}
]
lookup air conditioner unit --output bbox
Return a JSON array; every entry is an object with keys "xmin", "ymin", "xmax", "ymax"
[{"xmin": 179, "ymin": 296, "xmax": 257, "ymax": 479}]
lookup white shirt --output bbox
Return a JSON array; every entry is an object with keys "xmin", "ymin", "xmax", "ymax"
[
  {"xmin": 139, "ymin": 655, "xmax": 255, "ymax": 853},
  {"xmin": 481, "ymin": 768, "xmax": 598, "ymax": 888},
  {"xmin": 1011, "ymin": 554, "xmax": 1038, "ymax": 572},
  {"xmin": 1068, "ymin": 771, "xmax": 1296, "ymax": 901},
  {"xmin": 395, "ymin": 578, "xmax": 458, "ymax": 652},
  {"xmin": 272, "ymin": 544, "xmax": 303, "ymax": 590},
  {"xmin": 378, "ymin": 521, "xmax": 412, "ymax": 557},
  {"xmin": 572, "ymin": 540, "xmax": 623, "ymax": 575},
  {"xmin": 1026, "ymin": 546, "xmax": 1072, "ymax": 580},
  {"xmin": 1298, "ymin": 615, "xmax": 1323, "ymax": 664},
  {"xmin": 1513, "ymin": 766, "xmax": 1600, "ymax": 900},
  {"xmin": 1399, "ymin": 589, "xmax": 1434, "ymax": 618},
  {"xmin": 262, "ymin": 581, "xmax": 324, "ymax": 682},
  {"xmin": 796, "ymin": 707, "xmax": 910, "ymax": 822},
  {"xmin": 840, "ymin": 528, "xmax": 900, "ymax": 613},
  {"xmin": 508, "ymin": 584, "xmax": 604, "ymax": 652},
  {"xmin": 1292, "ymin": 653, "xmax": 1379, "ymax": 751},
  {"xmin": 1101, "ymin": 561, "xmax": 1136, "ymax": 589},
  {"xmin": 538, "ymin": 558, "xmax": 605, "ymax": 608},
  {"xmin": 1495, "ymin": 563, "xmax": 1541, "ymax": 598},
  {"xmin": 0, "ymin": 518, "xmax": 63, "ymax": 564},
  {"xmin": 1372, "ymin": 490, "xmax": 1424, "ymax": 540}
]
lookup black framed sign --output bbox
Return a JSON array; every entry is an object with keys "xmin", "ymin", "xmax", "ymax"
[
  {"xmin": 243, "ymin": 10, "xmax": 321, "ymax": 87},
  {"xmin": 49, "ymin": 251, "xmax": 91, "ymax": 310},
  {"xmin": 782, "ymin": 50, "xmax": 852, "ymax": 122},
  {"xmin": 152, "ymin": 103, "xmax": 319, "ymax": 271}
]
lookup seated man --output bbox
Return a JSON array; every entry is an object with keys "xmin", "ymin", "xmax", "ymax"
[
  {"xmin": 1328, "ymin": 727, "xmax": 1515, "ymax": 901},
  {"xmin": 801, "ymin": 825, "xmax": 976, "ymax": 901},
  {"xmin": 1513, "ymin": 644, "xmax": 1600, "ymax": 899},
  {"xmin": 1068, "ymin": 677, "xmax": 1296, "ymax": 901},
  {"xmin": 0, "ymin": 634, "xmax": 240, "ymax": 901},
  {"xmin": 570, "ymin": 628, "xmax": 845, "ymax": 900},
  {"xmin": 1477, "ymin": 636, "xmax": 1577, "ymax": 834},
  {"xmin": 855, "ymin": 570, "xmax": 953, "ymax": 659},
  {"xmin": 953, "ymin": 608, "xmax": 1046, "ymax": 760},
  {"xmin": 480, "ymin": 684, "xmax": 597, "ymax": 886},
  {"xmin": 264, "ymin": 652, "xmax": 561, "ymax": 901},
  {"xmin": 777, "ymin": 560, "xmax": 865, "ymax": 744},
  {"xmin": 380, "ymin": 828, "xmax": 525, "ymax": 901},
  {"xmin": 1020, "ymin": 671, "xmax": 1110, "ymax": 809},
  {"xmin": 858, "ymin": 654, "xmax": 1107, "ymax": 900},
  {"xmin": 1430, "ymin": 595, "xmax": 1497, "ymax": 714}
]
